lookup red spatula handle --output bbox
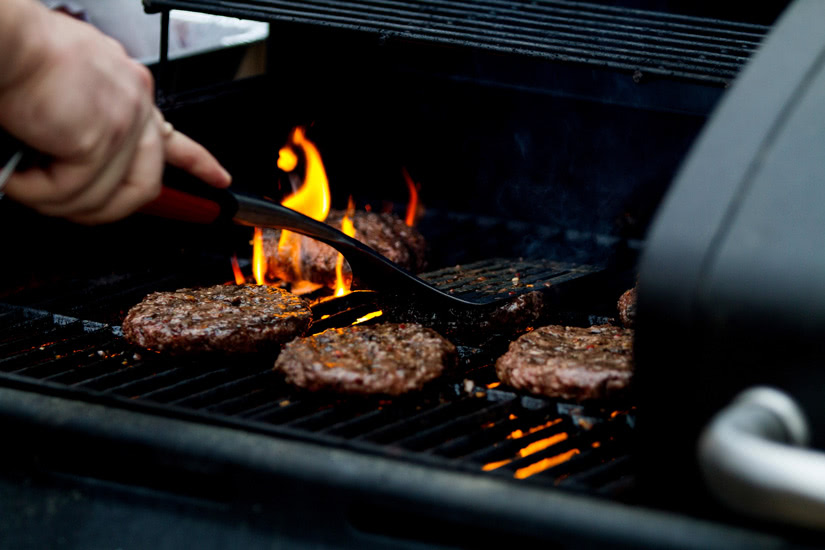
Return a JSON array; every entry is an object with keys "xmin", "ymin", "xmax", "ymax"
[{"xmin": 139, "ymin": 185, "xmax": 223, "ymax": 224}]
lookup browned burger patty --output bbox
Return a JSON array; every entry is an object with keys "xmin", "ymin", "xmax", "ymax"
[
  {"xmin": 274, "ymin": 323, "xmax": 457, "ymax": 395},
  {"xmin": 617, "ymin": 286, "xmax": 637, "ymax": 328},
  {"xmin": 122, "ymin": 284, "xmax": 312, "ymax": 355},
  {"xmin": 495, "ymin": 324, "xmax": 633, "ymax": 401},
  {"xmin": 262, "ymin": 210, "xmax": 427, "ymax": 289}
]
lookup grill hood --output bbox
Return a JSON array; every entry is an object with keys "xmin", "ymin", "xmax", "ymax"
[{"xmin": 635, "ymin": 0, "xmax": 825, "ymax": 520}]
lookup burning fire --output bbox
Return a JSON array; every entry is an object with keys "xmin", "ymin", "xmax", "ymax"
[
  {"xmin": 230, "ymin": 254, "xmax": 246, "ymax": 285},
  {"xmin": 402, "ymin": 167, "xmax": 420, "ymax": 227},
  {"xmin": 278, "ymin": 127, "xmax": 330, "ymax": 220},
  {"xmin": 334, "ymin": 197, "xmax": 357, "ymax": 297},
  {"xmin": 252, "ymin": 228, "xmax": 266, "ymax": 285},
  {"xmin": 236, "ymin": 126, "xmax": 422, "ymax": 308},
  {"xmin": 248, "ymin": 126, "xmax": 335, "ymax": 291}
]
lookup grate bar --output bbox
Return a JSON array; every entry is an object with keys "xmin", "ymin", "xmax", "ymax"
[
  {"xmin": 203, "ymin": 385, "xmax": 284, "ymax": 415},
  {"xmin": 432, "ymin": 408, "xmax": 561, "ymax": 460},
  {"xmin": 168, "ymin": 369, "xmax": 277, "ymax": 408},
  {"xmin": 392, "ymin": 397, "xmax": 515, "ymax": 452},
  {"xmin": 128, "ymin": 367, "xmax": 235, "ymax": 403},
  {"xmin": 357, "ymin": 397, "xmax": 495, "ymax": 445}
]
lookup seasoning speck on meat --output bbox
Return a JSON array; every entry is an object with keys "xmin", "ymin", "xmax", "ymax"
[
  {"xmin": 274, "ymin": 323, "xmax": 456, "ymax": 395},
  {"xmin": 122, "ymin": 284, "xmax": 312, "ymax": 355},
  {"xmin": 495, "ymin": 324, "xmax": 633, "ymax": 401}
]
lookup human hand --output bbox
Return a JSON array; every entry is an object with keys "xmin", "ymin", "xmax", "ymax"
[{"xmin": 0, "ymin": 1, "xmax": 231, "ymax": 224}]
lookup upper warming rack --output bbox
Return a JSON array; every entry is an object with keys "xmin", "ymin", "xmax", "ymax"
[{"xmin": 143, "ymin": 0, "xmax": 769, "ymax": 85}]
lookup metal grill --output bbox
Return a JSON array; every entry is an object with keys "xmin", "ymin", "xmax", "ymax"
[
  {"xmin": 0, "ymin": 257, "xmax": 634, "ymax": 498},
  {"xmin": 145, "ymin": 0, "xmax": 769, "ymax": 84},
  {"xmin": 421, "ymin": 257, "xmax": 599, "ymax": 304}
]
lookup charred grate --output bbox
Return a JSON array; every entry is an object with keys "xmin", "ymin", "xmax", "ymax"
[
  {"xmin": 0, "ymin": 278, "xmax": 635, "ymax": 498},
  {"xmin": 145, "ymin": 0, "xmax": 769, "ymax": 84}
]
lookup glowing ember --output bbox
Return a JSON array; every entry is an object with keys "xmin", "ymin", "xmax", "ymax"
[
  {"xmin": 481, "ymin": 459, "xmax": 511, "ymax": 472},
  {"xmin": 514, "ymin": 449, "xmax": 580, "ymax": 479},
  {"xmin": 334, "ymin": 196, "xmax": 356, "ymax": 297},
  {"xmin": 482, "ymin": 428, "xmax": 568, "ymax": 472},
  {"xmin": 515, "ymin": 432, "xmax": 568, "ymax": 456},
  {"xmin": 506, "ymin": 418, "xmax": 562, "ymax": 440},
  {"xmin": 401, "ymin": 167, "xmax": 420, "ymax": 227},
  {"xmin": 230, "ymin": 254, "xmax": 246, "ymax": 285}
]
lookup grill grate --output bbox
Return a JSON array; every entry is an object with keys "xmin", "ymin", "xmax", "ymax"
[
  {"xmin": 0, "ymin": 256, "xmax": 635, "ymax": 498},
  {"xmin": 145, "ymin": 0, "xmax": 769, "ymax": 84},
  {"xmin": 421, "ymin": 257, "xmax": 597, "ymax": 304}
]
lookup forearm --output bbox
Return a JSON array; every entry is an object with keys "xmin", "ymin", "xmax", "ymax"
[{"xmin": 0, "ymin": 0, "xmax": 51, "ymax": 91}]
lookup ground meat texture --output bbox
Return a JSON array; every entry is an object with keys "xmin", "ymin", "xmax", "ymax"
[
  {"xmin": 262, "ymin": 210, "xmax": 428, "ymax": 289},
  {"xmin": 617, "ymin": 286, "xmax": 637, "ymax": 328},
  {"xmin": 122, "ymin": 284, "xmax": 312, "ymax": 355},
  {"xmin": 274, "ymin": 323, "xmax": 457, "ymax": 395},
  {"xmin": 495, "ymin": 324, "xmax": 633, "ymax": 401}
]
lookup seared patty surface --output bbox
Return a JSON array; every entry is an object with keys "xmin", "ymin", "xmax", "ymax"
[
  {"xmin": 495, "ymin": 324, "xmax": 633, "ymax": 401},
  {"xmin": 274, "ymin": 323, "xmax": 456, "ymax": 395},
  {"xmin": 122, "ymin": 284, "xmax": 312, "ymax": 355},
  {"xmin": 617, "ymin": 286, "xmax": 637, "ymax": 328}
]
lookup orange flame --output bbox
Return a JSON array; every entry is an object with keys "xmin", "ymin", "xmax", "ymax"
[
  {"xmin": 279, "ymin": 127, "xmax": 330, "ymax": 220},
  {"xmin": 277, "ymin": 126, "xmax": 332, "ymax": 283},
  {"xmin": 334, "ymin": 196, "xmax": 356, "ymax": 297},
  {"xmin": 353, "ymin": 311, "xmax": 383, "ymax": 325},
  {"xmin": 249, "ymin": 126, "xmax": 332, "ymax": 288},
  {"xmin": 252, "ymin": 227, "xmax": 266, "ymax": 285},
  {"xmin": 230, "ymin": 254, "xmax": 246, "ymax": 285},
  {"xmin": 401, "ymin": 167, "xmax": 419, "ymax": 227}
]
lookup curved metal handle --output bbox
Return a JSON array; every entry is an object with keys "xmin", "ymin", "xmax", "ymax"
[{"xmin": 697, "ymin": 386, "xmax": 825, "ymax": 530}]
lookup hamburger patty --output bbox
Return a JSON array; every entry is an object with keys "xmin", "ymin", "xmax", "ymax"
[
  {"xmin": 122, "ymin": 284, "xmax": 312, "ymax": 355},
  {"xmin": 274, "ymin": 323, "xmax": 457, "ymax": 395},
  {"xmin": 262, "ymin": 210, "xmax": 427, "ymax": 289},
  {"xmin": 617, "ymin": 286, "xmax": 637, "ymax": 328},
  {"xmin": 495, "ymin": 324, "xmax": 633, "ymax": 401}
]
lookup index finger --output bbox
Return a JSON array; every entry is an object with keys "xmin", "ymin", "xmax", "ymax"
[{"xmin": 164, "ymin": 130, "xmax": 232, "ymax": 189}]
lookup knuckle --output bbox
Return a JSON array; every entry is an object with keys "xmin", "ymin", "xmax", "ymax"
[
  {"xmin": 68, "ymin": 128, "xmax": 100, "ymax": 159},
  {"xmin": 133, "ymin": 63, "xmax": 155, "ymax": 94}
]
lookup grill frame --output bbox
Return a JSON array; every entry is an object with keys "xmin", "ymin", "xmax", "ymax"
[
  {"xmin": 0, "ymin": 383, "xmax": 787, "ymax": 550},
  {"xmin": 0, "ymin": 1, "xmax": 810, "ymax": 547}
]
